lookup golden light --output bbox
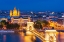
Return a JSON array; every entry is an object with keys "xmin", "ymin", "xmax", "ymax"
[
  {"xmin": 45, "ymin": 30, "xmax": 57, "ymax": 42},
  {"xmin": 26, "ymin": 31, "xmax": 34, "ymax": 36},
  {"xmin": 10, "ymin": 7, "xmax": 20, "ymax": 17}
]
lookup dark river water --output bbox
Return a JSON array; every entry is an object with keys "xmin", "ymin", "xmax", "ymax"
[{"xmin": 0, "ymin": 32, "xmax": 63, "ymax": 42}]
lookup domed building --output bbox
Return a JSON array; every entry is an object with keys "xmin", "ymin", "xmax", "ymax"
[
  {"xmin": 10, "ymin": 7, "xmax": 20, "ymax": 17},
  {"xmin": 10, "ymin": 7, "xmax": 31, "ymax": 24}
]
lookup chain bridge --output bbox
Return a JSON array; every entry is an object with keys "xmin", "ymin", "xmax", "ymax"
[{"xmin": 26, "ymin": 22, "xmax": 57, "ymax": 42}]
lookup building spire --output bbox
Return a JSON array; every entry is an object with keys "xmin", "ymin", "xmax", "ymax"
[
  {"xmin": 14, "ymin": 7, "xmax": 16, "ymax": 10},
  {"xmin": 18, "ymin": 9, "xmax": 20, "ymax": 16}
]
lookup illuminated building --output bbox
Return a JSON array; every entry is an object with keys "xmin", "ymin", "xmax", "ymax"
[
  {"xmin": 10, "ymin": 7, "xmax": 31, "ymax": 24},
  {"xmin": 10, "ymin": 7, "xmax": 20, "ymax": 17}
]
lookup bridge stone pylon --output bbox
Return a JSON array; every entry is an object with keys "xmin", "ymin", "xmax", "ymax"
[
  {"xmin": 45, "ymin": 30, "xmax": 57, "ymax": 42},
  {"xmin": 26, "ymin": 22, "xmax": 34, "ymax": 35},
  {"xmin": 26, "ymin": 22, "xmax": 34, "ymax": 31}
]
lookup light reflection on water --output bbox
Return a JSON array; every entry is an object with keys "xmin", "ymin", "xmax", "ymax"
[
  {"xmin": 58, "ymin": 32, "xmax": 64, "ymax": 42},
  {"xmin": 0, "ymin": 32, "xmax": 23, "ymax": 42},
  {"xmin": 3, "ymin": 35, "xmax": 6, "ymax": 42},
  {"xmin": 0, "ymin": 32, "xmax": 64, "ymax": 42}
]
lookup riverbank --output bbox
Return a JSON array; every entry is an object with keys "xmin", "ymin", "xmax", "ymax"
[
  {"xmin": 0, "ymin": 29, "xmax": 23, "ymax": 33},
  {"xmin": 0, "ymin": 29, "xmax": 64, "ymax": 33}
]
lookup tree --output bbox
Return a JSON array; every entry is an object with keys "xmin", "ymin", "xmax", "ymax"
[
  {"xmin": 13, "ymin": 23, "xmax": 20, "ymax": 29},
  {"xmin": 34, "ymin": 20, "xmax": 42, "ymax": 29},
  {"xmin": 7, "ymin": 23, "xmax": 20, "ymax": 29},
  {"xmin": 41, "ymin": 20, "xmax": 49, "ymax": 27},
  {"xmin": 1, "ymin": 20, "xmax": 7, "ymax": 29},
  {"xmin": 34, "ymin": 20, "xmax": 49, "ymax": 30},
  {"xmin": 1, "ymin": 20, "xmax": 6, "ymax": 26},
  {"xmin": 0, "ymin": 20, "xmax": 20, "ymax": 29}
]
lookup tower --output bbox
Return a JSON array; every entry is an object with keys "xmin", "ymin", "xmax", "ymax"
[
  {"xmin": 26, "ymin": 22, "xmax": 34, "ymax": 35},
  {"xmin": 17, "ymin": 9, "xmax": 20, "ymax": 16},
  {"xmin": 45, "ymin": 30, "xmax": 57, "ymax": 42},
  {"xmin": 10, "ymin": 10, "xmax": 12, "ymax": 16}
]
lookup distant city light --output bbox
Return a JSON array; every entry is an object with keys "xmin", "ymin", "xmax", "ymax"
[
  {"xmin": 62, "ymin": 16, "xmax": 64, "ymax": 17},
  {"xmin": 38, "ymin": 12, "xmax": 44, "ymax": 14},
  {"xmin": 31, "ymin": 11, "xmax": 33, "ymax": 14},
  {"xmin": 52, "ymin": 12, "xmax": 54, "ymax": 14},
  {"xmin": 43, "ymin": 15, "xmax": 46, "ymax": 17}
]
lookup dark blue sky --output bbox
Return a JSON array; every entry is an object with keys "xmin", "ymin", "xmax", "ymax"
[{"xmin": 0, "ymin": 0, "xmax": 64, "ymax": 11}]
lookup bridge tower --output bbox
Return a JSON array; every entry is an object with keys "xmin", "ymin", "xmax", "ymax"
[
  {"xmin": 45, "ymin": 30, "xmax": 57, "ymax": 42},
  {"xmin": 26, "ymin": 22, "xmax": 34, "ymax": 35},
  {"xmin": 25, "ymin": 22, "xmax": 36, "ymax": 42},
  {"xmin": 26, "ymin": 22, "xmax": 34, "ymax": 31}
]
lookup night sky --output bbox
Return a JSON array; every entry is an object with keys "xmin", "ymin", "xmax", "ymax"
[{"xmin": 0, "ymin": 0, "xmax": 64, "ymax": 11}]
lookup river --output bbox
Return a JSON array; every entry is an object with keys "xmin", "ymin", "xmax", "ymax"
[{"xmin": 0, "ymin": 32, "xmax": 64, "ymax": 42}]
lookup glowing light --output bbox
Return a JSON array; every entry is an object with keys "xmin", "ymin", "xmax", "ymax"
[
  {"xmin": 52, "ymin": 12, "xmax": 54, "ymax": 14},
  {"xmin": 10, "ymin": 7, "xmax": 20, "ymax": 17},
  {"xmin": 62, "ymin": 15, "xmax": 64, "ymax": 17},
  {"xmin": 45, "ymin": 30, "xmax": 57, "ymax": 42},
  {"xmin": 26, "ymin": 31, "xmax": 33, "ymax": 36}
]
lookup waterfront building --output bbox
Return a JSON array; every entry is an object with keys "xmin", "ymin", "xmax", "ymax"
[
  {"xmin": 0, "ymin": 8, "xmax": 64, "ymax": 24},
  {"xmin": 10, "ymin": 7, "xmax": 31, "ymax": 24},
  {"xmin": 10, "ymin": 7, "xmax": 20, "ymax": 17}
]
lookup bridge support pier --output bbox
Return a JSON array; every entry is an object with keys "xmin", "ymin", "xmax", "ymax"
[
  {"xmin": 45, "ymin": 30, "xmax": 57, "ymax": 42},
  {"xmin": 25, "ymin": 22, "xmax": 36, "ymax": 42},
  {"xmin": 26, "ymin": 22, "xmax": 34, "ymax": 35}
]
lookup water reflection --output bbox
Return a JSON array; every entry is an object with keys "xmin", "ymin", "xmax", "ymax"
[
  {"xmin": 59, "ymin": 32, "xmax": 64, "ymax": 42},
  {"xmin": 19, "ymin": 32, "xmax": 24, "ymax": 42},
  {"xmin": 0, "ymin": 33, "xmax": 23, "ymax": 42},
  {"xmin": 0, "ymin": 32, "xmax": 64, "ymax": 42},
  {"xmin": 3, "ymin": 35, "xmax": 6, "ymax": 42}
]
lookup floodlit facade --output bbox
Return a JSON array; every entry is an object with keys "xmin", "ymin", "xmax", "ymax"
[
  {"xmin": 10, "ymin": 7, "xmax": 31, "ymax": 24},
  {"xmin": 10, "ymin": 7, "xmax": 20, "ymax": 17}
]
